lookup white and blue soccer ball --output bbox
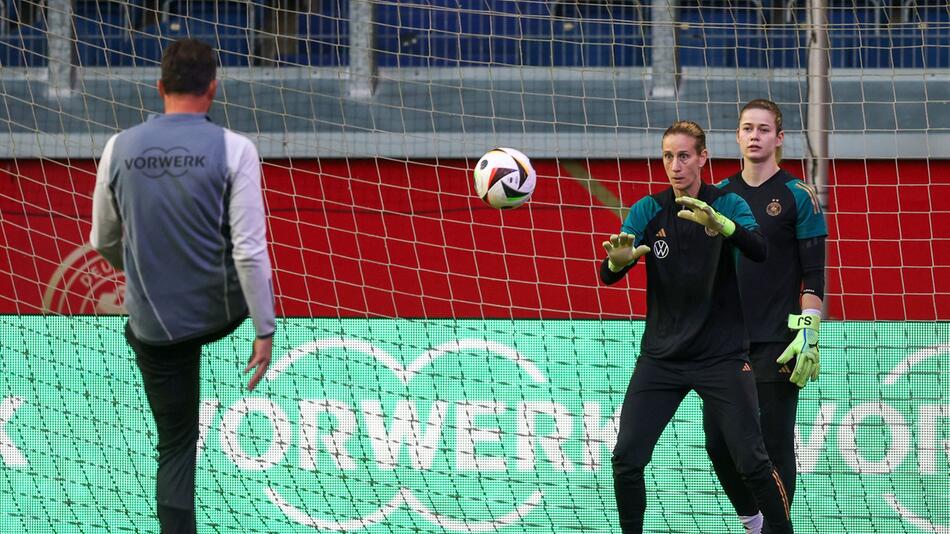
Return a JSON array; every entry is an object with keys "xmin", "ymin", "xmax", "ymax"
[{"xmin": 472, "ymin": 147, "xmax": 537, "ymax": 209}]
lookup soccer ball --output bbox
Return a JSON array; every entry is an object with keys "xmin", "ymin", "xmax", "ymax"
[{"xmin": 472, "ymin": 147, "xmax": 537, "ymax": 209}]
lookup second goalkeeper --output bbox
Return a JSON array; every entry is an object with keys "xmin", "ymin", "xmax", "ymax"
[{"xmin": 703, "ymin": 99, "xmax": 828, "ymax": 534}]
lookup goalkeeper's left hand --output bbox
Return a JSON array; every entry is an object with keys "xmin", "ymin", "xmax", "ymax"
[
  {"xmin": 674, "ymin": 196, "xmax": 736, "ymax": 237},
  {"xmin": 776, "ymin": 312, "xmax": 821, "ymax": 388}
]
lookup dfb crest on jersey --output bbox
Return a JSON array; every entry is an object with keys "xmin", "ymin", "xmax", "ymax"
[{"xmin": 767, "ymin": 200, "xmax": 782, "ymax": 216}]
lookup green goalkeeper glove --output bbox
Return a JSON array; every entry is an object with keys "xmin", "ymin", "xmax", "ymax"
[
  {"xmin": 674, "ymin": 196, "xmax": 736, "ymax": 237},
  {"xmin": 776, "ymin": 311, "xmax": 821, "ymax": 388},
  {"xmin": 602, "ymin": 232, "xmax": 651, "ymax": 272}
]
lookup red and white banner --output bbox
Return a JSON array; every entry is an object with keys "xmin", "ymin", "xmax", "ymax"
[{"xmin": 1, "ymin": 158, "xmax": 947, "ymax": 320}]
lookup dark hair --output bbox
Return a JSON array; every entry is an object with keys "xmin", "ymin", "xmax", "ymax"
[
  {"xmin": 662, "ymin": 120, "xmax": 707, "ymax": 155},
  {"xmin": 740, "ymin": 99, "xmax": 784, "ymax": 162},
  {"xmin": 161, "ymin": 38, "xmax": 216, "ymax": 96}
]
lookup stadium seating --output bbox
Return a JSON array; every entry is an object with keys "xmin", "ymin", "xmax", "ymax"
[
  {"xmin": 0, "ymin": 22, "xmax": 46, "ymax": 67},
  {"xmin": 374, "ymin": 0, "xmax": 646, "ymax": 67},
  {"xmin": 0, "ymin": 0, "xmax": 947, "ymax": 68},
  {"xmin": 299, "ymin": 0, "xmax": 349, "ymax": 66},
  {"xmin": 136, "ymin": 1, "xmax": 251, "ymax": 66},
  {"xmin": 73, "ymin": 2, "xmax": 131, "ymax": 67},
  {"xmin": 0, "ymin": 1, "xmax": 47, "ymax": 67},
  {"xmin": 679, "ymin": 1, "xmax": 767, "ymax": 68}
]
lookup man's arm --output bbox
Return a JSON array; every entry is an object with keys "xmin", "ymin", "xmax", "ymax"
[
  {"xmin": 226, "ymin": 131, "xmax": 276, "ymax": 391},
  {"xmin": 225, "ymin": 131, "xmax": 275, "ymax": 340},
  {"xmin": 90, "ymin": 135, "xmax": 124, "ymax": 269}
]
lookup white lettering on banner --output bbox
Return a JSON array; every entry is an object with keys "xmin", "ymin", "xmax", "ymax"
[
  {"xmin": 204, "ymin": 399, "xmax": 619, "ymax": 472},
  {"xmin": 456, "ymin": 401, "xmax": 507, "ymax": 471},
  {"xmin": 883, "ymin": 342, "xmax": 950, "ymax": 386},
  {"xmin": 196, "ymin": 399, "xmax": 220, "ymax": 460},
  {"xmin": 795, "ymin": 402, "xmax": 837, "ymax": 474},
  {"xmin": 1, "ymin": 396, "xmax": 27, "ymax": 467},
  {"xmin": 265, "ymin": 338, "xmax": 547, "ymax": 387},
  {"xmin": 362, "ymin": 399, "xmax": 447, "ymax": 470},
  {"xmin": 220, "ymin": 398, "xmax": 292, "ymax": 470},
  {"xmin": 918, "ymin": 405, "xmax": 950, "ymax": 475},
  {"xmin": 838, "ymin": 402, "xmax": 911, "ymax": 475},
  {"xmin": 264, "ymin": 486, "xmax": 544, "ymax": 533},
  {"xmin": 517, "ymin": 402, "xmax": 574, "ymax": 472},
  {"xmin": 881, "ymin": 494, "xmax": 950, "ymax": 534},
  {"xmin": 581, "ymin": 403, "xmax": 621, "ymax": 471},
  {"xmin": 256, "ymin": 337, "xmax": 548, "ymax": 531},
  {"xmin": 117, "ymin": 336, "xmax": 944, "ymax": 533},
  {"xmin": 881, "ymin": 342, "xmax": 950, "ymax": 533},
  {"xmin": 299, "ymin": 399, "xmax": 358, "ymax": 470}
]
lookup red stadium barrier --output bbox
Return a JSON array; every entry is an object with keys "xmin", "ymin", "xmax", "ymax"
[{"xmin": 1, "ymin": 158, "xmax": 947, "ymax": 320}]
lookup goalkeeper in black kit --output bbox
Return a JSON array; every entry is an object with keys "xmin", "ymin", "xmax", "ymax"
[
  {"xmin": 600, "ymin": 120, "xmax": 793, "ymax": 534},
  {"xmin": 703, "ymin": 99, "xmax": 828, "ymax": 534}
]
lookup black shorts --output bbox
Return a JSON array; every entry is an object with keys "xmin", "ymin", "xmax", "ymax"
[{"xmin": 749, "ymin": 342, "xmax": 795, "ymax": 383}]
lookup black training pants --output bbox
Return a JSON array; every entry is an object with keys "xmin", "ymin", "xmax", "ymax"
[
  {"xmin": 125, "ymin": 319, "xmax": 242, "ymax": 534},
  {"xmin": 704, "ymin": 342, "xmax": 800, "ymax": 532},
  {"xmin": 612, "ymin": 355, "xmax": 793, "ymax": 534}
]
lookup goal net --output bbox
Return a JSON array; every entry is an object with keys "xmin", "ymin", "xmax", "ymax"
[{"xmin": 1, "ymin": 1, "xmax": 948, "ymax": 533}]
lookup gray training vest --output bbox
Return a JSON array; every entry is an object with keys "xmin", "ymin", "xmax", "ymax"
[{"xmin": 109, "ymin": 113, "xmax": 247, "ymax": 344}]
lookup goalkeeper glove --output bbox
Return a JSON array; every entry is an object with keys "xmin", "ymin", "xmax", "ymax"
[
  {"xmin": 776, "ymin": 311, "xmax": 821, "ymax": 388},
  {"xmin": 674, "ymin": 196, "xmax": 736, "ymax": 237},
  {"xmin": 602, "ymin": 232, "xmax": 651, "ymax": 272}
]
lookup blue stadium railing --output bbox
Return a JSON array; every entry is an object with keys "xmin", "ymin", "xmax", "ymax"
[{"xmin": 0, "ymin": 0, "xmax": 947, "ymax": 69}]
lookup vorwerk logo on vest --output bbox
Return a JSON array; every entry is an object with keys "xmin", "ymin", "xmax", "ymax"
[{"xmin": 125, "ymin": 146, "xmax": 205, "ymax": 179}]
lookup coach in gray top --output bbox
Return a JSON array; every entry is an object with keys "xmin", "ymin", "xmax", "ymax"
[{"xmin": 90, "ymin": 38, "xmax": 274, "ymax": 534}]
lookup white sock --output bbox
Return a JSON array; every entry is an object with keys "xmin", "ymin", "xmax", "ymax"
[{"xmin": 740, "ymin": 512, "xmax": 764, "ymax": 534}]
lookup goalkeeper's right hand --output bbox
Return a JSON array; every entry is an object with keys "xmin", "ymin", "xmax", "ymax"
[
  {"xmin": 776, "ymin": 312, "xmax": 821, "ymax": 388},
  {"xmin": 602, "ymin": 232, "xmax": 651, "ymax": 272}
]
